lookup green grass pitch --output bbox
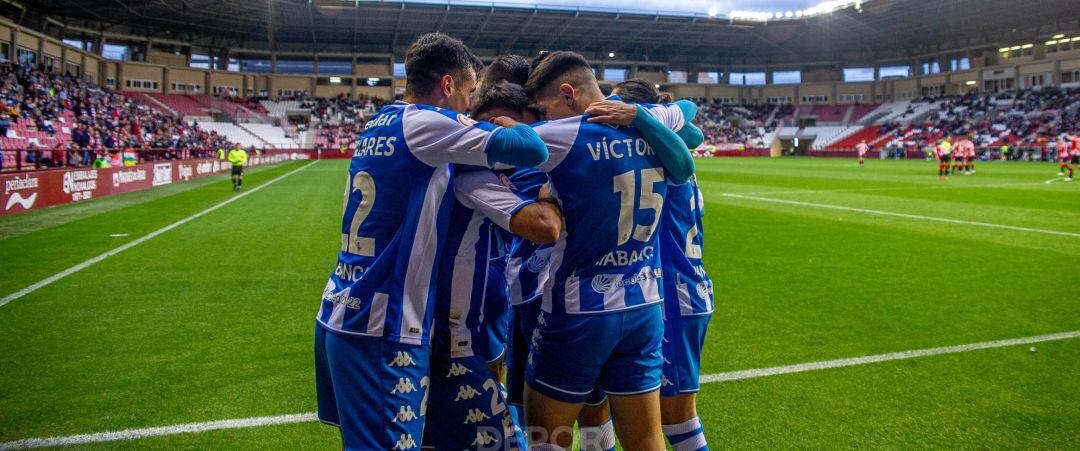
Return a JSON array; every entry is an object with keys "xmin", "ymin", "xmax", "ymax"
[{"xmin": 0, "ymin": 157, "xmax": 1077, "ymax": 449}]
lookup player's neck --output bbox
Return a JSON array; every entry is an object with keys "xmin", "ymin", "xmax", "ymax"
[{"xmin": 402, "ymin": 93, "xmax": 447, "ymax": 109}]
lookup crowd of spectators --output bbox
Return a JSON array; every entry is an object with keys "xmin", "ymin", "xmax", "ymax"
[
  {"xmin": 693, "ymin": 99, "xmax": 781, "ymax": 147},
  {"xmin": 0, "ymin": 62, "xmax": 238, "ymax": 171},
  {"xmin": 878, "ymin": 87, "xmax": 1080, "ymax": 154}
]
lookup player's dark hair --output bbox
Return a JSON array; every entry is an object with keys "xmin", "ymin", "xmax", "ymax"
[
  {"xmin": 484, "ymin": 55, "xmax": 531, "ymax": 87},
  {"xmin": 658, "ymin": 92, "xmax": 674, "ymax": 103},
  {"xmin": 599, "ymin": 82, "xmax": 615, "ymax": 96},
  {"xmin": 524, "ymin": 51, "xmax": 593, "ymax": 96},
  {"xmin": 404, "ymin": 33, "xmax": 480, "ymax": 97},
  {"xmin": 471, "ymin": 81, "xmax": 540, "ymax": 121},
  {"xmin": 613, "ymin": 78, "xmax": 660, "ymax": 104}
]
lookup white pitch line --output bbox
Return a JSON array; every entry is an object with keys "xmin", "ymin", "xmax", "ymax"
[
  {"xmin": 700, "ymin": 330, "xmax": 1080, "ymax": 383},
  {"xmin": 0, "ymin": 413, "xmax": 318, "ymax": 450},
  {"xmin": 732, "ymin": 180, "xmax": 1050, "ymax": 196},
  {"xmin": 0, "ymin": 161, "xmax": 318, "ymax": 309},
  {"xmin": 2, "ymin": 329, "xmax": 1077, "ymax": 449},
  {"xmin": 722, "ymin": 193, "xmax": 1080, "ymax": 238}
]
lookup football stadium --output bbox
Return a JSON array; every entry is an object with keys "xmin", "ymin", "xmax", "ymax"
[{"xmin": 0, "ymin": 0, "xmax": 1078, "ymax": 449}]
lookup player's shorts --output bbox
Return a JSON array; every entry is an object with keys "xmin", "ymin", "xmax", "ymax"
[
  {"xmin": 315, "ymin": 324, "xmax": 429, "ymax": 450},
  {"xmin": 506, "ymin": 300, "xmax": 541, "ymax": 407},
  {"xmin": 1071, "ymin": 155, "xmax": 1080, "ymax": 164},
  {"xmin": 424, "ymin": 353, "xmax": 524, "ymax": 450},
  {"xmin": 938, "ymin": 154, "xmax": 951, "ymax": 163},
  {"xmin": 526, "ymin": 304, "xmax": 663, "ymax": 404},
  {"xmin": 231, "ymin": 165, "xmax": 243, "ymax": 176},
  {"xmin": 479, "ymin": 266, "xmax": 512, "ymax": 364},
  {"xmin": 660, "ymin": 314, "xmax": 712, "ymax": 397}
]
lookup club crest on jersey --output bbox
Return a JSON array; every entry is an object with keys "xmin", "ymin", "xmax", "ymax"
[
  {"xmin": 591, "ymin": 274, "xmax": 614, "ymax": 293},
  {"xmin": 457, "ymin": 114, "xmax": 478, "ymax": 127},
  {"xmin": 464, "ymin": 408, "xmax": 491, "ymax": 424},
  {"xmin": 390, "ymin": 377, "xmax": 417, "ymax": 395},
  {"xmin": 446, "ymin": 362, "xmax": 472, "ymax": 377},
  {"xmin": 455, "ymin": 384, "xmax": 481, "ymax": 401},
  {"xmin": 696, "ymin": 281, "xmax": 711, "ymax": 300},
  {"xmin": 392, "ymin": 405, "xmax": 419, "ymax": 423},
  {"xmin": 389, "ymin": 351, "xmax": 417, "ymax": 367},
  {"xmin": 526, "ymin": 253, "xmax": 547, "ymax": 272},
  {"xmin": 392, "ymin": 433, "xmax": 417, "ymax": 450}
]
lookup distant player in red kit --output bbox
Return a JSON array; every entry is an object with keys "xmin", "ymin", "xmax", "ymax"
[
  {"xmin": 856, "ymin": 140, "xmax": 869, "ymax": 168},
  {"xmin": 1067, "ymin": 135, "xmax": 1080, "ymax": 182},
  {"xmin": 935, "ymin": 140, "xmax": 952, "ymax": 180},
  {"xmin": 958, "ymin": 137, "xmax": 976, "ymax": 175},
  {"xmin": 1058, "ymin": 138, "xmax": 1071, "ymax": 178}
]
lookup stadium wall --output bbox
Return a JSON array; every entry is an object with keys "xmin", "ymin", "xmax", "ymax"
[
  {"xmin": 0, "ymin": 151, "xmax": 309, "ymax": 216},
  {"xmin": 1, "ymin": 16, "xmax": 1079, "ymax": 104}
]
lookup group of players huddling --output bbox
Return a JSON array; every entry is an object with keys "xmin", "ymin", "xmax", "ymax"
[
  {"xmin": 314, "ymin": 33, "xmax": 713, "ymax": 450},
  {"xmin": 932, "ymin": 137, "xmax": 978, "ymax": 179},
  {"xmin": 1055, "ymin": 135, "xmax": 1080, "ymax": 181}
]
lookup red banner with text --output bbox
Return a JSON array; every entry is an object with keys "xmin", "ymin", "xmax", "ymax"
[{"xmin": 1, "ymin": 151, "xmax": 310, "ymax": 215}]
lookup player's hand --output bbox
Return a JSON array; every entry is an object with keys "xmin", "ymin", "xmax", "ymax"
[
  {"xmin": 585, "ymin": 100, "xmax": 637, "ymax": 126},
  {"xmin": 488, "ymin": 116, "xmax": 522, "ymax": 129}
]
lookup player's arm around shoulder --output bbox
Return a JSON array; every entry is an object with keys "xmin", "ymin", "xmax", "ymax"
[
  {"xmin": 453, "ymin": 168, "xmax": 562, "ymax": 244},
  {"xmin": 584, "ymin": 99, "xmax": 695, "ymax": 184},
  {"xmin": 401, "ymin": 105, "xmax": 548, "ymax": 168}
]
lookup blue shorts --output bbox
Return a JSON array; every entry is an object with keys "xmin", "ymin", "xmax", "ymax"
[
  {"xmin": 424, "ymin": 353, "xmax": 524, "ymax": 449},
  {"xmin": 660, "ymin": 314, "xmax": 711, "ymax": 397},
  {"xmin": 526, "ymin": 304, "xmax": 663, "ymax": 404},
  {"xmin": 315, "ymin": 324, "xmax": 429, "ymax": 450},
  {"xmin": 478, "ymin": 274, "xmax": 512, "ymax": 363},
  {"xmin": 506, "ymin": 301, "xmax": 541, "ymax": 407}
]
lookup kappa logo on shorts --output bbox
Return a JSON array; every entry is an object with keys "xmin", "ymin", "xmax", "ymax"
[
  {"xmin": 446, "ymin": 362, "xmax": 472, "ymax": 378},
  {"xmin": 591, "ymin": 274, "xmax": 614, "ymax": 293},
  {"xmin": 661, "ymin": 375, "xmax": 673, "ymax": 387},
  {"xmin": 455, "ymin": 384, "xmax": 481, "ymax": 401},
  {"xmin": 464, "ymin": 408, "xmax": 491, "ymax": 424},
  {"xmin": 390, "ymin": 377, "xmax": 417, "ymax": 395},
  {"xmin": 472, "ymin": 431, "xmax": 498, "ymax": 446},
  {"xmin": 392, "ymin": 405, "xmax": 419, "ymax": 423},
  {"xmin": 392, "ymin": 433, "xmax": 418, "ymax": 450},
  {"xmin": 389, "ymin": 351, "xmax": 417, "ymax": 367}
]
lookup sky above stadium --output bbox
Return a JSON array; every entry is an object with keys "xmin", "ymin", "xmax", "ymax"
[{"xmin": 396, "ymin": 0, "xmax": 840, "ymax": 17}]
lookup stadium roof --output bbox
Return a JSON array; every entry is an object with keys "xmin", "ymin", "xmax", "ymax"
[{"xmin": 13, "ymin": 0, "xmax": 1080, "ymax": 67}]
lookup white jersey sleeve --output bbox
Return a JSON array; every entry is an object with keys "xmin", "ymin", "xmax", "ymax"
[
  {"xmin": 641, "ymin": 103, "xmax": 686, "ymax": 132},
  {"xmin": 532, "ymin": 117, "xmax": 583, "ymax": 173},
  {"xmin": 454, "ymin": 169, "xmax": 537, "ymax": 232},
  {"xmin": 402, "ymin": 105, "xmax": 499, "ymax": 167}
]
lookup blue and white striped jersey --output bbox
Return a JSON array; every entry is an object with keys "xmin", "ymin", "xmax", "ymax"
[
  {"xmin": 433, "ymin": 168, "xmax": 537, "ymax": 360},
  {"xmin": 317, "ymin": 101, "xmax": 507, "ymax": 346},
  {"xmin": 660, "ymin": 176, "xmax": 714, "ymax": 317},
  {"xmin": 502, "ymin": 168, "xmax": 553, "ymax": 307},
  {"xmin": 535, "ymin": 102, "xmax": 686, "ymax": 315}
]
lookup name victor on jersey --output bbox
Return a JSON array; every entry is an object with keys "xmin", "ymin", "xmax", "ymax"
[{"xmin": 586, "ymin": 137, "xmax": 656, "ymax": 161}]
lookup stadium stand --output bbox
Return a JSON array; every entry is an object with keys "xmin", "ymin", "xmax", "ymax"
[{"xmin": 0, "ymin": 62, "xmax": 237, "ymax": 170}]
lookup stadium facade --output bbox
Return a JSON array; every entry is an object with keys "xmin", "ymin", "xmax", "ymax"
[{"xmin": 3, "ymin": 0, "xmax": 1079, "ymax": 103}]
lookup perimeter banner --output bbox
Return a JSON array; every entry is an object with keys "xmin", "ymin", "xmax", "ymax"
[{"xmin": 1, "ymin": 151, "xmax": 308, "ymax": 215}]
